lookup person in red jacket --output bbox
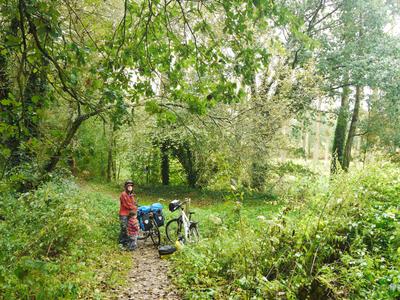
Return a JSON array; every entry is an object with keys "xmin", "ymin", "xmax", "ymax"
[{"xmin": 119, "ymin": 180, "xmax": 138, "ymax": 251}]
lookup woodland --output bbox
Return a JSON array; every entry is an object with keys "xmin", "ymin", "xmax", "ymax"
[{"xmin": 1, "ymin": 0, "xmax": 400, "ymax": 299}]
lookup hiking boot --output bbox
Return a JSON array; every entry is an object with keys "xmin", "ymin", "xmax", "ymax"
[
  {"xmin": 127, "ymin": 239, "xmax": 137, "ymax": 251},
  {"xmin": 118, "ymin": 243, "xmax": 128, "ymax": 251}
]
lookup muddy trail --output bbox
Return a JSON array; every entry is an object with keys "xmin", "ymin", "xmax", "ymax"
[{"xmin": 116, "ymin": 240, "xmax": 180, "ymax": 300}]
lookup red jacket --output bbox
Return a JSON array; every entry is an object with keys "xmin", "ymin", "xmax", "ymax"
[{"xmin": 119, "ymin": 191, "xmax": 137, "ymax": 216}]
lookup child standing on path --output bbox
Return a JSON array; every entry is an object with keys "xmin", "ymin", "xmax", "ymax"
[{"xmin": 119, "ymin": 180, "xmax": 138, "ymax": 251}]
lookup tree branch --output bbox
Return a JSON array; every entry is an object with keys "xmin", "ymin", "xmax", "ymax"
[{"xmin": 22, "ymin": 1, "xmax": 87, "ymax": 107}]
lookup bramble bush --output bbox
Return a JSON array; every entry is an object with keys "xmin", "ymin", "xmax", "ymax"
[
  {"xmin": 170, "ymin": 163, "xmax": 400, "ymax": 299},
  {"xmin": 0, "ymin": 176, "xmax": 130, "ymax": 299}
]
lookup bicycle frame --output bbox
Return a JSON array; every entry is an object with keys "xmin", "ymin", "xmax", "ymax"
[{"xmin": 180, "ymin": 208, "xmax": 191, "ymax": 241}]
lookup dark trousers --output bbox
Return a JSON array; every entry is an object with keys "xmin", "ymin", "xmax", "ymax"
[{"xmin": 119, "ymin": 215, "xmax": 129, "ymax": 246}]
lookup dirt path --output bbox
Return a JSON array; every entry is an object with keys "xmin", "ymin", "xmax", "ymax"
[
  {"xmin": 117, "ymin": 239, "xmax": 180, "ymax": 300},
  {"xmin": 78, "ymin": 181, "xmax": 181, "ymax": 300}
]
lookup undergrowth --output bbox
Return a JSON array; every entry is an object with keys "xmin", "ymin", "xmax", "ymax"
[
  {"xmin": 0, "ymin": 177, "xmax": 130, "ymax": 299},
  {"xmin": 170, "ymin": 163, "xmax": 400, "ymax": 299}
]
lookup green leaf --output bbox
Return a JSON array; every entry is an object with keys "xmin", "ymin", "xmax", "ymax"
[
  {"xmin": 1, "ymin": 99, "xmax": 12, "ymax": 106},
  {"xmin": 31, "ymin": 95, "xmax": 40, "ymax": 104}
]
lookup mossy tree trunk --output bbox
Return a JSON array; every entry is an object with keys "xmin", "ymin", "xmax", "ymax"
[
  {"xmin": 160, "ymin": 142, "xmax": 170, "ymax": 186},
  {"xmin": 173, "ymin": 142, "xmax": 199, "ymax": 188},
  {"xmin": 331, "ymin": 82, "xmax": 350, "ymax": 173},
  {"xmin": 343, "ymin": 86, "xmax": 362, "ymax": 171}
]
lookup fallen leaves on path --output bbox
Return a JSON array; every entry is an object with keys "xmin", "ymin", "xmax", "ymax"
[{"xmin": 117, "ymin": 241, "xmax": 180, "ymax": 300}]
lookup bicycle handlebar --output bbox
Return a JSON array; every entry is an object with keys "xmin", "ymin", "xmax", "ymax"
[{"xmin": 177, "ymin": 199, "xmax": 190, "ymax": 211}]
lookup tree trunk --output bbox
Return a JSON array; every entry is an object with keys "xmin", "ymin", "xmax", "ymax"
[
  {"xmin": 42, "ymin": 108, "xmax": 107, "ymax": 175},
  {"xmin": 362, "ymin": 89, "xmax": 376, "ymax": 165},
  {"xmin": 313, "ymin": 102, "xmax": 321, "ymax": 163},
  {"xmin": 43, "ymin": 119, "xmax": 83, "ymax": 173},
  {"xmin": 160, "ymin": 143, "xmax": 170, "ymax": 185},
  {"xmin": 0, "ymin": 52, "xmax": 12, "ymax": 175},
  {"xmin": 331, "ymin": 82, "xmax": 350, "ymax": 173},
  {"xmin": 112, "ymin": 135, "xmax": 117, "ymax": 181},
  {"xmin": 100, "ymin": 123, "xmax": 106, "ymax": 177},
  {"xmin": 173, "ymin": 142, "xmax": 199, "ymax": 188},
  {"xmin": 1, "ymin": 19, "xmax": 23, "ymax": 167},
  {"xmin": 107, "ymin": 145, "xmax": 113, "ymax": 182},
  {"xmin": 281, "ymin": 123, "xmax": 287, "ymax": 162},
  {"xmin": 324, "ymin": 142, "xmax": 329, "ymax": 167},
  {"xmin": 186, "ymin": 152, "xmax": 198, "ymax": 188},
  {"xmin": 67, "ymin": 155, "xmax": 78, "ymax": 176},
  {"xmin": 117, "ymin": 161, "xmax": 121, "ymax": 180},
  {"xmin": 342, "ymin": 86, "xmax": 362, "ymax": 171},
  {"xmin": 107, "ymin": 127, "xmax": 117, "ymax": 182},
  {"xmin": 303, "ymin": 129, "xmax": 309, "ymax": 160}
]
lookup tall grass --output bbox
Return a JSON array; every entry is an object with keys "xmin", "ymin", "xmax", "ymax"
[
  {"xmin": 0, "ymin": 178, "xmax": 130, "ymax": 299},
  {"xmin": 170, "ymin": 163, "xmax": 400, "ymax": 299}
]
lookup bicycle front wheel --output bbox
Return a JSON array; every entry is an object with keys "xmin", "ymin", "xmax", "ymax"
[{"xmin": 166, "ymin": 218, "xmax": 182, "ymax": 243}]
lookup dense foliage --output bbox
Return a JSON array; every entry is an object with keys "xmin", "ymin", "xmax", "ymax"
[
  {"xmin": 1, "ymin": 0, "xmax": 399, "ymax": 189},
  {"xmin": 0, "ymin": 178, "xmax": 130, "ymax": 299},
  {"xmin": 1, "ymin": 0, "xmax": 400, "ymax": 299},
  {"xmin": 171, "ymin": 163, "xmax": 400, "ymax": 299}
]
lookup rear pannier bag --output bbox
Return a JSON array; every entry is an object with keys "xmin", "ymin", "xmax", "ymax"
[
  {"xmin": 138, "ymin": 206, "xmax": 152, "ymax": 231},
  {"xmin": 151, "ymin": 203, "xmax": 164, "ymax": 227}
]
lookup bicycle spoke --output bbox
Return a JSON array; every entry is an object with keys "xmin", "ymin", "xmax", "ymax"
[
  {"xmin": 150, "ymin": 219, "xmax": 160, "ymax": 246},
  {"xmin": 189, "ymin": 224, "xmax": 200, "ymax": 243}
]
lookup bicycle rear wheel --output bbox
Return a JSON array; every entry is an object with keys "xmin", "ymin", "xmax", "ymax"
[
  {"xmin": 166, "ymin": 218, "xmax": 182, "ymax": 243},
  {"xmin": 150, "ymin": 219, "xmax": 161, "ymax": 246},
  {"xmin": 188, "ymin": 223, "xmax": 200, "ymax": 243}
]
